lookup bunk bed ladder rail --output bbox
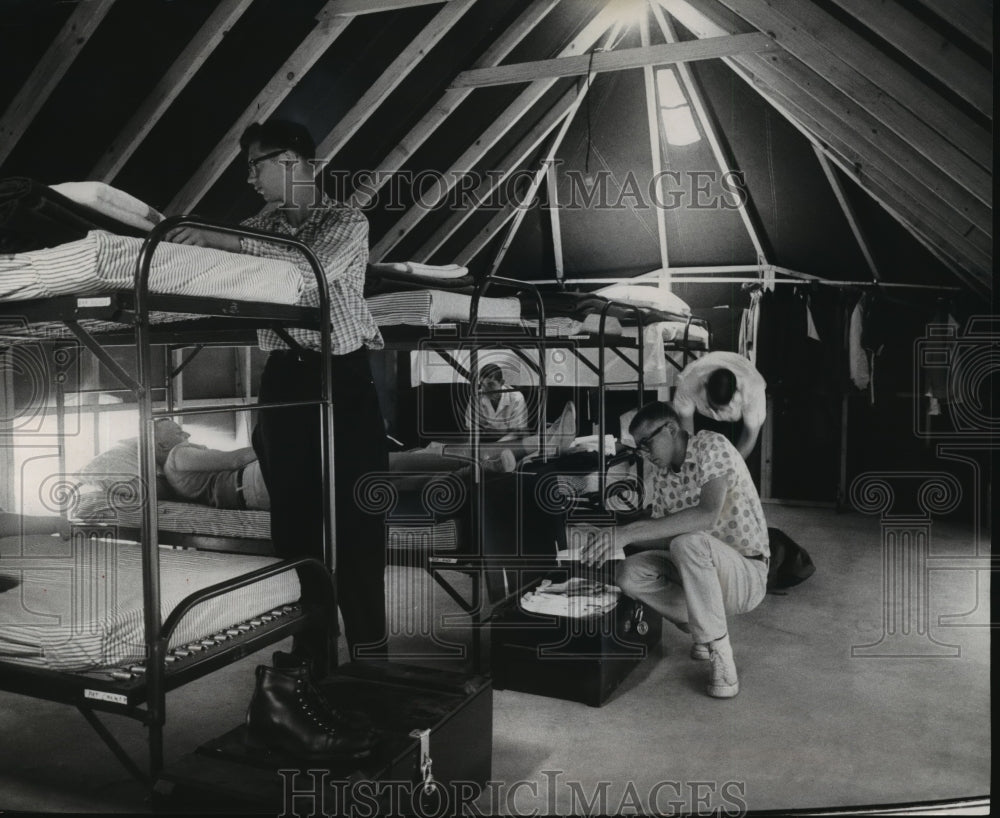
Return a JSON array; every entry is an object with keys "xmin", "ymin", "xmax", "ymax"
[{"xmin": 133, "ymin": 216, "xmax": 335, "ymax": 780}]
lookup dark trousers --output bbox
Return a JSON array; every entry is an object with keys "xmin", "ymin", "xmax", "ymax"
[{"xmin": 253, "ymin": 348, "xmax": 388, "ymax": 657}]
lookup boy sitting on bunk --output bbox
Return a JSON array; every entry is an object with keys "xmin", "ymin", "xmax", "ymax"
[
  {"xmin": 153, "ymin": 419, "xmax": 269, "ymax": 510},
  {"xmin": 577, "ymin": 400, "xmax": 769, "ymax": 699}
]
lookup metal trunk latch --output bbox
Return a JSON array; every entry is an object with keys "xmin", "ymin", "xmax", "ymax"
[{"xmin": 409, "ymin": 728, "xmax": 437, "ymax": 795}]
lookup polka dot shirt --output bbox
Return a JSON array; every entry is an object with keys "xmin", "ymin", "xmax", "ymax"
[{"xmin": 650, "ymin": 431, "xmax": 769, "ymax": 558}]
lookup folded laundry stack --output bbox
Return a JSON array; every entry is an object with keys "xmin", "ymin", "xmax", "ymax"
[{"xmin": 518, "ymin": 577, "xmax": 620, "ymax": 618}]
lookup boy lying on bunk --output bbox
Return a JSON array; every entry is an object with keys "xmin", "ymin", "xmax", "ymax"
[
  {"xmin": 153, "ymin": 419, "xmax": 269, "ymax": 510},
  {"xmin": 576, "ymin": 400, "xmax": 770, "ymax": 700}
]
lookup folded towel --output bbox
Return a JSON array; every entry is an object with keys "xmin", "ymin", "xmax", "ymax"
[{"xmin": 50, "ymin": 181, "xmax": 163, "ymax": 232}]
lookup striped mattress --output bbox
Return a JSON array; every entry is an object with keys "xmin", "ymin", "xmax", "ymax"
[{"xmin": 0, "ymin": 533, "xmax": 299, "ymax": 671}]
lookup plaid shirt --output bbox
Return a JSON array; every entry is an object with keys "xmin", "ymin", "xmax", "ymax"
[{"xmin": 241, "ymin": 196, "xmax": 383, "ymax": 354}]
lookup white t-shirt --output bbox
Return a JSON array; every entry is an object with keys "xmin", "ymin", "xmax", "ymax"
[
  {"xmin": 673, "ymin": 351, "xmax": 766, "ymax": 427},
  {"xmin": 465, "ymin": 389, "xmax": 529, "ymax": 432}
]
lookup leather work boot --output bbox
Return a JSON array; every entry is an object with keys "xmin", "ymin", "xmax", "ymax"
[
  {"xmin": 272, "ymin": 651, "xmax": 374, "ymax": 732},
  {"xmin": 245, "ymin": 665, "xmax": 377, "ymax": 760},
  {"xmin": 706, "ymin": 634, "xmax": 740, "ymax": 698}
]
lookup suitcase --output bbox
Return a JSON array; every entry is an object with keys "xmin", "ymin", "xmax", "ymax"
[
  {"xmin": 489, "ymin": 566, "xmax": 662, "ymax": 707},
  {"xmin": 154, "ymin": 661, "xmax": 492, "ymax": 814}
]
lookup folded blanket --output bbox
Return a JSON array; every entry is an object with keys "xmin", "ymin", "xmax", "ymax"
[
  {"xmin": 50, "ymin": 181, "xmax": 163, "ymax": 232},
  {"xmin": 0, "ymin": 177, "xmax": 148, "ymax": 253}
]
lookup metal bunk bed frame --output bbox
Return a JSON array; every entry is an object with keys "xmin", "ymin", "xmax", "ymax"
[{"xmin": 0, "ymin": 216, "xmax": 341, "ymax": 785}]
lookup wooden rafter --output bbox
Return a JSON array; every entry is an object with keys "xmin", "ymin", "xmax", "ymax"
[
  {"xmin": 167, "ymin": 2, "xmax": 355, "ymax": 214},
  {"xmin": 314, "ymin": 0, "xmax": 477, "ymax": 163},
  {"xmin": 545, "ymin": 154, "xmax": 564, "ymax": 281},
  {"xmin": 91, "ymin": 0, "xmax": 255, "ymax": 181},
  {"xmin": 912, "ymin": 0, "xmax": 993, "ymax": 54},
  {"xmin": 326, "ymin": 0, "xmax": 452, "ymax": 13},
  {"xmin": 413, "ymin": 83, "xmax": 581, "ymax": 262},
  {"xmin": 661, "ymin": 1, "xmax": 991, "ymax": 253},
  {"xmin": 0, "ymin": 0, "xmax": 117, "ymax": 167},
  {"xmin": 650, "ymin": 1, "xmax": 769, "ymax": 264},
  {"xmin": 659, "ymin": 0, "xmax": 991, "ymax": 293},
  {"xmin": 369, "ymin": 4, "xmax": 619, "ymax": 261},
  {"xmin": 812, "ymin": 146, "xmax": 881, "ymax": 282},
  {"xmin": 450, "ymin": 32, "xmax": 776, "ymax": 88},
  {"xmin": 712, "ymin": 0, "xmax": 991, "ymax": 199},
  {"xmin": 828, "ymin": 0, "xmax": 991, "ymax": 119},
  {"xmin": 639, "ymin": 10, "xmax": 670, "ymax": 273},
  {"xmin": 454, "ymin": 200, "xmax": 520, "ymax": 267},
  {"xmin": 350, "ymin": 0, "xmax": 563, "ymax": 209}
]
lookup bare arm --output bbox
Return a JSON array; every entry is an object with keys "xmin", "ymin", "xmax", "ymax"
[
  {"xmin": 170, "ymin": 446, "xmax": 258, "ymax": 473},
  {"xmin": 579, "ymin": 476, "xmax": 727, "ymax": 566},
  {"xmin": 735, "ymin": 418, "xmax": 762, "ymax": 460},
  {"xmin": 0, "ymin": 512, "xmax": 71, "ymax": 539},
  {"xmin": 165, "ymin": 226, "xmax": 242, "ymax": 252}
]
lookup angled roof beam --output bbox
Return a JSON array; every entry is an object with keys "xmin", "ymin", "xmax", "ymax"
[
  {"xmin": 91, "ymin": 0, "xmax": 254, "ymax": 182},
  {"xmin": 0, "ymin": 0, "xmax": 117, "ymax": 167},
  {"xmin": 351, "ymin": 0, "xmax": 562, "ymax": 210},
  {"xmin": 659, "ymin": 0, "xmax": 991, "ymax": 293},
  {"xmin": 660, "ymin": 1, "xmax": 991, "ymax": 248},
  {"xmin": 330, "ymin": 0, "xmax": 455, "ymax": 11},
  {"xmin": 650, "ymin": 1, "xmax": 769, "ymax": 264},
  {"xmin": 314, "ymin": 0, "xmax": 477, "ymax": 163},
  {"xmin": 412, "ymin": 83, "xmax": 581, "ymax": 262},
  {"xmin": 450, "ymin": 32, "xmax": 776, "ymax": 88},
  {"xmin": 912, "ymin": 0, "xmax": 992, "ymax": 54},
  {"xmin": 640, "ymin": 9, "xmax": 670, "ymax": 273},
  {"xmin": 350, "ymin": 0, "xmax": 566, "ymax": 210},
  {"xmin": 735, "ymin": 60, "xmax": 990, "ymax": 295},
  {"xmin": 712, "ymin": 0, "xmax": 991, "ymax": 200},
  {"xmin": 812, "ymin": 145, "xmax": 882, "ymax": 283},
  {"xmin": 545, "ymin": 160, "xmax": 564, "ymax": 281},
  {"xmin": 369, "ymin": 4, "xmax": 619, "ymax": 261},
  {"xmin": 454, "ymin": 199, "xmax": 520, "ymax": 267},
  {"xmin": 828, "ymin": 0, "xmax": 992, "ymax": 119},
  {"xmin": 168, "ymin": 1, "xmax": 363, "ymax": 214}
]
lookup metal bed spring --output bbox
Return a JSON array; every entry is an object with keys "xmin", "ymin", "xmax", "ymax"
[{"xmin": 0, "ymin": 215, "xmax": 340, "ymax": 785}]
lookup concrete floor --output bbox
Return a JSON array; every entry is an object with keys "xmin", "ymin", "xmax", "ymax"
[{"xmin": 0, "ymin": 506, "xmax": 990, "ymax": 814}]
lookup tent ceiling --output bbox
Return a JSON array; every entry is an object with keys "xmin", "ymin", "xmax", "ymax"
[{"xmin": 0, "ymin": 0, "xmax": 992, "ymax": 300}]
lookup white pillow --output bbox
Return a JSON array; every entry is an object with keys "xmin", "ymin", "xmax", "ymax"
[
  {"xmin": 50, "ymin": 182, "xmax": 164, "ymax": 232},
  {"xmin": 594, "ymin": 283, "xmax": 691, "ymax": 316}
]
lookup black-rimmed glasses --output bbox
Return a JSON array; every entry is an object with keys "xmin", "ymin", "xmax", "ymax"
[
  {"xmin": 248, "ymin": 149, "xmax": 286, "ymax": 173},
  {"xmin": 635, "ymin": 422, "xmax": 669, "ymax": 453}
]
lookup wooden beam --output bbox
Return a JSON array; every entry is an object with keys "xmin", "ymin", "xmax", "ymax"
[
  {"xmin": 659, "ymin": 1, "xmax": 991, "ymax": 246},
  {"xmin": 640, "ymin": 11, "xmax": 670, "ymax": 273},
  {"xmin": 0, "ymin": 0, "xmax": 117, "ymax": 167},
  {"xmin": 712, "ymin": 0, "xmax": 991, "ymax": 198},
  {"xmin": 828, "ymin": 0, "xmax": 992, "ymax": 118},
  {"xmin": 91, "ymin": 0, "xmax": 254, "ymax": 181},
  {"xmin": 350, "ymin": 0, "xmax": 568, "ymax": 209},
  {"xmin": 545, "ymin": 156, "xmax": 564, "ymax": 281},
  {"xmin": 167, "ymin": 3, "xmax": 353, "ymax": 214},
  {"xmin": 912, "ymin": 0, "xmax": 993, "ymax": 54},
  {"xmin": 369, "ymin": 4, "xmax": 618, "ymax": 261},
  {"xmin": 650, "ymin": 1, "xmax": 769, "ymax": 264},
  {"xmin": 450, "ymin": 32, "xmax": 775, "ymax": 88},
  {"xmin": 324, "ymin": 0, "xmax": 447, "ymax": 14},
  {"xmin": 659, "ymin": 0, "xmax": 991, "ymax": 293},
  {"xmin": 412, "ymin": 83, "xmax": 580, "ymax": 262},
  {"xmin": 454, "ymin": 200, "xmax": 520, "ymax": 266},
  {"xmin": 812, "ymin": 145, "xmax": 881, "ymax": 282},
  {"xmin": 314, "ymin": 0, "xmax": 476, "ymax": 163}
]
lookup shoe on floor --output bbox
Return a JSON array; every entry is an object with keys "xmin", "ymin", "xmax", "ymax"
[{"xmin": 706, "ymin": 634, "xmax": 740, "ymax": 698}]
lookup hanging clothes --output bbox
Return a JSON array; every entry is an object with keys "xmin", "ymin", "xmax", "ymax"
[
  {"xmin": 738, "ymin": 287, "xmax": 763, "ymax": 366},
  {"xmin": 848, "ymin": 295, "xmax": 870, "ymax": 391}
]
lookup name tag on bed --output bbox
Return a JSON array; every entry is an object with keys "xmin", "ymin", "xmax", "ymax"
[
  {"xmin": 76, "ymin": 296, "xmax": 112, "ymax": 308},
  {"xmin": 84, "ymin": 688, "xmax": 128, "ymax": 705}
]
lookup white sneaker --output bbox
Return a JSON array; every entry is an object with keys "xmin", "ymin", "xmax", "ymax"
[
  {"xmin": 690, "ymin": 642, "xmax": 710, "ymax": 661},
  {"xmin": 706, "ymin": 634, "xmax": 739, "ymax": 698}
]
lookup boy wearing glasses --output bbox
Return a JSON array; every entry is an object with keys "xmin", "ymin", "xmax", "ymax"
[{"xmin": 579, "ymin": 400, "xmax": 769, "ymax": 698}]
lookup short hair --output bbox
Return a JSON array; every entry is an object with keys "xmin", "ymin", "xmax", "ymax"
[
  {"xmin": 706, "ymin": 367, "xmax": 737, "ymax": 407},
  {"xmin": 240, "ymin": 119, "xmax": 316, "ymax": 160},
  {"xmin": 479, "ymin": 363, "xmax": 503, "ymax": 382},
  {"xmin": 628, "ymin": 401, "xmax": 680, "ymax": 437}
]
